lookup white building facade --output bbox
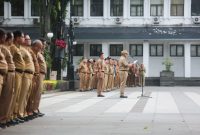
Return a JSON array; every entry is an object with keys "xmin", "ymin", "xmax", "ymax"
[
  {"xmin": 67, "ymin": 0, "xmax": 200, "ymax": 79},
  {"xmin": 1, "ymin": 0, "xmax": 200, "ymax": 81}
]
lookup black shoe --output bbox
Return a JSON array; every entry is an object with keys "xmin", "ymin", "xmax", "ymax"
[
  {"xmin": 97, "ymin": 95, "xmax": 105, "ymax": 97},
  {"xmin": 15, "ymin": 118, "xmax": 24, "ymax": 123},
  {"xmin": 23, "ymin": 116, "xmax": 29, "ymax": 121},
  {"xmin": 37, "ymin": 112, "xmax": 45, "ymax": 117},
  {"xmin": 120, "ymin": 95, "xmax": 128, "ymax": 98},
  {"xmin": 0, "ymin": 123, "xmax": 7, "ymax": 129},
  {"xmin": 10, "ymin": 119, "xmax": 19, "ymax": 125},
  {"xmin": 32, "ymin": 112, "xmax": 38, "ymax": 118},
  {"xmin": 27, "ymin": 115, "xmax": 34, "ymax": 120}
]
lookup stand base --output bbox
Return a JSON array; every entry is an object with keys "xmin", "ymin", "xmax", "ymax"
[{"xmin": 137, "ymin": 95, "xmax": 152, "ymax": 98}]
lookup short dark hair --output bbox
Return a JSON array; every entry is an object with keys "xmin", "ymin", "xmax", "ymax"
[
  {"xmin": 6, "ymin": 32, "xmax": 13, "ymax": 41},
  {"xmin": 39, "ymin": 37, "xmax": 46, "ymax": 43},
  {"xmin": 13, "ymin": 30, "xmax": 23, "ymax": 39},
  {"xmin": 0, "ymin": 28, "xmax": 6, "ymax": 39}
]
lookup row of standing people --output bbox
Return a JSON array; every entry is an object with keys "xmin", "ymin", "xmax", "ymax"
[
  {"xmin": 77, "ymin": 57, "xmax": 120, "ymax": 93},
  {"xmin": 78, "ymin": 51, "xmax": 146, "ymax": 98},
  {"xmin": 0, "ymin": 29, "xmax": 47, "ymax": 129}
]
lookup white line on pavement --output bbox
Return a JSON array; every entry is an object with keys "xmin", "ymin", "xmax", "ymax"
[{"xmin": 185, "ymin": 92, "xmax": 200, "ymax": 107}]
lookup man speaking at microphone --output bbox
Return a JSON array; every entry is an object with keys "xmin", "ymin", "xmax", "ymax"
[{"xmin": 119, "ymin": 50, "xmax": 133, "ymax": 98}]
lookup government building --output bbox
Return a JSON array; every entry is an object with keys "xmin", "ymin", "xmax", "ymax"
[{"xmin": 1, "ymin": 0, "xmax": 200, "ymax": 85}]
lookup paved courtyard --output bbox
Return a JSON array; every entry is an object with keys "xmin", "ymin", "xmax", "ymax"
[{"xmin": 1, "ymin": 87, "xmax": 200, "ymax": 135}]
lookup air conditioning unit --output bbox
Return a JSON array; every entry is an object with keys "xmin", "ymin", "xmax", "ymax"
[
  {"xmin": 115, "ymin": 17, "xmax": 122, "ymax": 24},
  {"xmin": 33, "ymin": 18, "xmax": 40, "ymax": 25},
  {"xmin": 0, "ymin": 17, "xmax": 4, "ymax": 24},
  {"xmin": 72, "ymin": 17, "xmax": 80, "ymax": 24},
  {"xmin": 153, "ymin": 17, "xmax": 160, "ymax": 25},
  {"xmin": 193, "ymin": 17, "xmax": 200, "ymax": 24}
]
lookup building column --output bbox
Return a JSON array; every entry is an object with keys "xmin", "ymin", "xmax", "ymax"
[
  {"xmin": 102, "ymin": 43, "xmax": 109, "ymax": 58},
  {"xmin": 144, "ymin": 0, "xmax": 150, "ymax": 18},
  {"xmin": 164, "ymin": 0, "xmax": 170, "ymax": 18},
  {"xmin": 123, "ymin": 0, "xmax": 128, "ymax": 18},
  {"xmin": 104, "ymin": 0, "xmax": 108, "ymax": 18},
  {"xmin": 143, "ymin": 42, "xmax": 149, "ymax": 77},
  {"xmin": 84, "ymin": 0, "xmax": 88, "ymax": 18},
  {"xmin": 24, "ymin": 0, "xmax": 29, "ymax": 19},
  {"xmin": 84, "ymin": 43, "xmax": 90, "ymax": 58},
  {"xmin": 184, "ymin": 43, "xmax": 191, "ymax": 78}
]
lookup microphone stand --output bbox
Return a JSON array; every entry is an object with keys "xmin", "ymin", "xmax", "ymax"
[{"xmin": 137, "ymin": 70, "xmax": 152, "ymax": 98}]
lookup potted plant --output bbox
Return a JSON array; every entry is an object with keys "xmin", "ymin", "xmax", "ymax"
[{"xmin": 160, "ymin": 58, "xmax": 174, "ymax": 86}]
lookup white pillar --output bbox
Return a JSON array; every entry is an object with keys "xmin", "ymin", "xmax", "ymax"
[
  {"xmin": 184, "ymin": 43, "xmax": 191, "ymax": 78},
  {"xmin": 103, "ymin": 0, "xmax": 108, "ymax": 18},
  {"xmin": 4, "ymin": 2, "xmax": 9, "ymax": 19},
  {"xmin": 24, "ymin": 0, "xmax": 29, "ymax": 18},
  {"xmin": 102, "ymin": 43, "xmax": 109, "ymax": 58},
  {"xmin": 184, "ymin": 0, "xmax": 191, "ymax": 19},
  {"xmin": 123, "ymin": 0, "xmax": 128, "ymax": 18},
  {"xmin": 84, "ymin": 43, "xmax": 90, "ymax": 58},
  {"xmin": 164, "ymin": 0, "xmax": 170, "ymax": 18},
  {"xmin": 143, "ymin": 42, "xmax": 149, "ymax": 77},
  {"xmin": 84, "ymin": 0, "xmax": 88, "ymax": 18},
  {"xmin": 144, "ymin": 0, "xmax": 150, "ymax": 18}
]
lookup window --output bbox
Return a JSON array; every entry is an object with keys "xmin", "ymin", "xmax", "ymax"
[
  {"xmin": 11, "ymin": 0, "xmax": 24, "ymax": 16},
  {"xmin": 150, "ymin": 44, "xmax": 163, "ymax": 56},
  {"xmin": 90, "ymin": 44, "xmax": 102, "ymax": 56},
  {"xmin": 31, "ymin": 0, "xmax": 40, "ymax": 16},
  {"xmin": 72, "ymin": 0, "xmax": 83, "ymax": 16},
  {"xmin": 171, "ymin": 0, "xmax": 184, "ymax": 16},
  {"xmin": 191, "ymin": 0, "xmax": 200, "ymax": 16},
  {"xmin": 130, "ymin": 0, "xmax": 144, "ymax": 16},
  {"xmin": 110, "ymin": 0, "xmax": 123, "ymax": 16},
  {"xmin": 191, "ymin": 45, "xmax": 200, "ymax": 57},
  {"xmin": 170, "ymin": 45, "xmax": 184, "ymax": 56},
  {"xmin": 90, "ymin": 0, "xmax": 103, "ymax": 16},
  {"xmin": 0, "ymin": 0, "xmax": 3, "ymax": 16},
  {"xmin": 110, "ymin": 44, "xmax": 123, "ymax": 56},
  {"xmin": 129, "ymin": 44, "xmax": 143, "ymax": 56},
  {"xmin": 73, "ymin": 44, "xmax": 84, "ymax": 56},
  {"xmin": 150, "ymin": 0, "xmax": 164, "ymax": 16}
]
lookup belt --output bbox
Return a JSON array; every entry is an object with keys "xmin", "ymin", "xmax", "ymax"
[
  {"xmin": 120, "ymin": 70, "xmax": 128, "ymax": 72},
  {"xmin": 40, "ymin": 71, "xmax": 46, "ymax": 75},
  {"xmin": 15, "ymin": 69, "xmax": 24, "ymax": 74},
  {"xmin": 24, "ymin": 70, "xmax": 34, "ymax": 74},
  {"xmin": 8, "ymin": 70, "xmax": 15, "ymax": 72}
]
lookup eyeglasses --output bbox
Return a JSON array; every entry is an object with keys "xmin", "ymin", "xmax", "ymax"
[{"xmin": 25, "ymin": 39, "xmax": 31, "ymax": 40}]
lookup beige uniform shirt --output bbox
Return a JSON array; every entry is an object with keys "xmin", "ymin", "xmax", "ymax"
[
  {"xmin": 79, "ymin": 62, "xmax": 87, "ymax": 73},
  {"xmin": 0, "ymin": 47, "xmax": 8, "ymax": 74},
  {"xmin": 38, "ymin": 53, "xmax": 47, "ymax": 74},
  {"xmin": 20, "ymin": 46, "xmax": 35, "ymax": 72},
  {"xmin": 10, "ymin": 44, "xmax": 25, "ymax": 71},
  {"xmin": 119, "ymin": 56, "xmax": 129, "ymax": 71},
  {"xmin": 0, "ymin": 45, "xmax": 15, "ymax": 71}
]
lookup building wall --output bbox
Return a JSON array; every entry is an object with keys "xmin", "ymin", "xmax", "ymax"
[{"xmin": 191, "ymin": 58, "xmax": 200, "ymax": 77}]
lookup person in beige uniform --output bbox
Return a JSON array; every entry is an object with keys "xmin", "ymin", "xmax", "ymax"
[
  {"xmin": 9, "ymin": 30, "xmax": 25, "ymax": 123},
  {"xmin": 96, "ymin": 52, "xmax": 105, "ymax": 97},
  {"xmin": 78, "ymin": 59, "xmax": 87, "ymax": 92},
  {"xmin": 17, "ymin": 34, "xmax": 35, "ymax": 120},
  {"xmin": 0, "ymin": 29, "xmax": 9, "ymax": 128},
  {"xmin": 107, "ymin": 59, "xmax": 115, "ymax": 91},
  {"xmin": 85, "ymin": 59, "xmax": 93, "ymax": 91},
  {"xmin": 0, "ymin": 30, "xmax": 16, "ymax": 127},
  {"xmin": 91, "ymin": 59, "xmax": 97, "ymax": 90},
  {"xmin": 103, "ymin": 57, "xmax": 110, "ymax": 92},
  {"xmin": 119, "ymin": 50, "xmax": 132, "ymax": 98},
  {"xmin": 33, "ymin": 39, "xmax": 46, "ymax": 117}
]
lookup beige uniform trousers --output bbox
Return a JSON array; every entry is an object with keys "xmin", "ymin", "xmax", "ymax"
[
  {"xmin": 108, "ymin": 74, "xmax": 114, "ymax": 90},
  {"xmin": 97, "ymin": 72, "xmax": 104, "ymax": 95},
  {"xmin": 103, "ymin": 73, "xmax": 108, "ymax": 91},
  {"xmin": 85, "ymin": 73, "xmax": 92, "ymax": 90},
  {"xmin": 79, "ymin": 73, "xmax": 85, "ymax": 91},
  {"xmin": 12, "ymin": 72, "xmax": 23, "ymax": 118},
  {"xmin": 91, "ymin": 74, "xmax": 97, "ymax": 89},
  {"xmin": 18, "ymin": 73, "xmax": 33, "ymax": 117},
  {"xmin": 119, "ymin": 71, "xmax": 128, "ymax": 96},
  {"xmin": 0, "ymin": 75, "xmax": 3, "ymax": 96},
  {"xmin": 0, "ymin": 72, "xmax": 15, "ymax": 122},
  {"xmin": 33, "ymin": 74, "xmax": 45, "ymax": 112}
]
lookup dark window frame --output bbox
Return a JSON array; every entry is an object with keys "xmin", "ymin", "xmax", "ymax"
[
  {"xmin": 150, "ymin": 44, "xmax": 164, "ymax": 57},
  {"xmin": 90, "ymin": 0, "xmax": 104, "ymax": 17},
  {"xmin": 130, "ymin": 4, "xmax": 144, "ymax": 16},
  {"xmin": 72, "ymin": 0, "xmax": 84, "ymax": 16},
  {"xmin": 31, "ymin": 0, "xmax": 40, "ymax": 16},
  {"xmin": 191, "ymin": 0, "xmax": 200, "ymax": 16},
  {"xmin": 150, "ymin": 4, "xmax": 164, "ymax": 16},
  {"xmin": 11, "ymin": 0, "xmax": 24, "ymax": 16},
  {"xmin": 171, "ymin": 4, "xmax": 184, "ymax": 16},
  {"xmin": 110, "ymin": 44, "xmax": 123, "ymax": 56},
  {"xmin": 73, "ymin": 44, "xmax": 84, "ymax": 56},
  {"xmin": 129, "ymin": 44, "xmax": 143, "ymax": 56},
  {"xmin": 90, "ymin": 44, "xmax": 102, "ymax": 56},
  {"xmin": 170, "ymin": 44, "xmax": 184, "ymax": 57},
  {"xmin": 110, "ymin": 0, "xmax": 124, "ymax": 16},
  {"xmin": 0, "ymin": 0, "xmax": 4, "ymax": 16},
  {"xmin": 191, "ymin": 45, "xmax": 200, "ymax": 57}
]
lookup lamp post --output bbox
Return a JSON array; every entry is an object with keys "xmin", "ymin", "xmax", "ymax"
[
  {"xmin": 67, "ymin": 0, "xmax": 75, "ymax": 90},
  {"xmin": 46, "ymin": 32, "xmax": 54, "ymax": 79}
]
